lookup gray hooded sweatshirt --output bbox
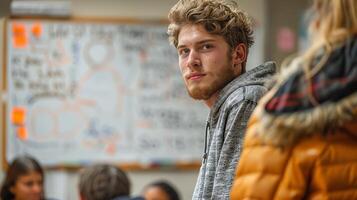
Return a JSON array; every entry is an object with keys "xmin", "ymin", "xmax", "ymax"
[{"xmin": 192, "ymin": 62, "xmax": 276, "ymax": 200}]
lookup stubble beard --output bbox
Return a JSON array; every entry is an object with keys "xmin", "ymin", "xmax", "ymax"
[{"xmin": 186, "ymin": 65, "xmax": 236, "ymax": 100}]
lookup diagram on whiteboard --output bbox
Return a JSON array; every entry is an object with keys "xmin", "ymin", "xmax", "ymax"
[{"xmin": 6, "ymin": 20, "xmax": 208, "ymax": 166}]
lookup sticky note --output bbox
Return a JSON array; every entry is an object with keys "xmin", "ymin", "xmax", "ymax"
[
  {"xmin": 17, "ymin": 126, "xmax": 28, "ymax": 140},
  {"xmin": 12, "ymin": 23, "xmax": 28, "ymax": 48},
  {"xmin": 11, "ymin": 107, "xmax": 26, "ymax": 125},
  {"xmin": 31, "ymin": 23, "xmax": 42, "ymax": 38}
]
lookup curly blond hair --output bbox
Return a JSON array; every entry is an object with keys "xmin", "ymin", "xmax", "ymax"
[{"xmin": 167, "ymin": 0, "xmax": 254, "ymax": 51}]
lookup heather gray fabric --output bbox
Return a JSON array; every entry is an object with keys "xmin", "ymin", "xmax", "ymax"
[{"xmin": 192, "ymin": 62, "xmax": 276, "ymax": 200}]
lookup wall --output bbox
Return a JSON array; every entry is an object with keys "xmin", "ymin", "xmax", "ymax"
[
  {"xmin": 265, "ymin": 0, "xmax": 310, "ymax": 66},
  {"xmin": 0, "ymin": 0, "xmax": 266, "ymax": 199},
  {"xmin": 71, "ymin": 0, "xmax": 266, "ymax": 21},
  {"xmin": 0, "ymin": 0, "xmax": 11, "ymax": 18}
]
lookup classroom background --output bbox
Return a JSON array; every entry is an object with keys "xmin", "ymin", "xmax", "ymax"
[{"xmin": 0, "ymin": 0, "xmax": 310, "ymax": 199}]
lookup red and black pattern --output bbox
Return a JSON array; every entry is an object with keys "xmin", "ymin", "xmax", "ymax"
[{"xmin": 265, "ymin": 36, "xmax": 357, "ymax": 114}]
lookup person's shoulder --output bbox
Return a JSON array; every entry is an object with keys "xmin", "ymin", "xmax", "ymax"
[
  {"xmin": 243, "ymin": 84, "xmax": 268, "ymax": 102},
  {"xmin": 227, "ymin": 84, "xmax": 268, "ymax": 106}
]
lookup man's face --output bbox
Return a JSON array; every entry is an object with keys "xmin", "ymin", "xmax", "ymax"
[{"xmin": 177, "ymin": 24, "xmax": 237, "ymax": 100}]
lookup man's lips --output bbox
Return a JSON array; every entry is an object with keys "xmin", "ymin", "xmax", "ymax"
[{"xmin": 186, "ymin": 73, "xmax": 206, "ymax": 80}]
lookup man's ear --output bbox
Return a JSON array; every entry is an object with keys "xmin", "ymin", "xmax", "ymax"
[{"xmin": 231, "ymin": 43, "xmax": 247, "ymax": 75}]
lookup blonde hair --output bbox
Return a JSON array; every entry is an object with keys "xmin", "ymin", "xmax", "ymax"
[
  {"xmin": 260, "ymin": 0, "xmax": 357, "ymax": 146},
  {"xmin": 282, "ymin": 0, "xmax": 357, "ymax": 105},
  {"xmin": 167, "ymin": 0, "xmax": 254, "ymax": 51}
]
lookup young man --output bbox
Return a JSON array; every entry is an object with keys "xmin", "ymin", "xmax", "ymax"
[{"xmin": 167, "ymin": 0, "xmax": 276, "ymax": 199}]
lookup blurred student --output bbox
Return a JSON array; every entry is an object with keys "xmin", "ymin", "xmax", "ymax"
[
  {"xmin": 143, "ymin": 180, "xmax": 180, "ymax": 200},
  {"xmin": 167, "ymin": 0, "xmax": 276, "ymax": 199},
  {"xmin": 0, "ymin": 155, "xmax": 47, "ymax": 200},
  {"xmin": 79, "ymin": 164, "xmax": 143, "ymax": 200},
  {"xmin": 231, "ymin": 0, "xmax": 357, "ymax": 199}
]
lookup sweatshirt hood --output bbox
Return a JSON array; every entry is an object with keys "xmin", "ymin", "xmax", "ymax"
[
  {"xmin": 256, "ymin": 36, "xmax": 357, "ymax": 146},
  {"xmin": 210, "ymin": 61, "xmax": 276, "ymax": 116}
]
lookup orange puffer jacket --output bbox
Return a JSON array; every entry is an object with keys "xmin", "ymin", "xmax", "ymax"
[
  {"xmin": 231, "ymin": 114, "xmax": 357, "ymax": 200},
  {"xmin": 231, "ymin": 37, "xmax": 357, "ymax": 200}
]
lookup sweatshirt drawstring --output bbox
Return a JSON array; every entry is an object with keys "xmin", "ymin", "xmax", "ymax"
[{"xmin": 203, "ymin": 120, "xmax": 210, "ymax": 163}]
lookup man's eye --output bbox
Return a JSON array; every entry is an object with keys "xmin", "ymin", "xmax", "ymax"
[
  {"xmin": 202, "ymin": 44, "xmax": 213, "ymax": 50},
  {"xmin": 179, "ymin": 48, "xmax": 189, "ymax": 56}
]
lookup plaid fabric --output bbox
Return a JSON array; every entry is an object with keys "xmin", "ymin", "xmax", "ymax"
[{"xmin": 266, "ymin": 36, "xmax": 357, "ymax": 114}]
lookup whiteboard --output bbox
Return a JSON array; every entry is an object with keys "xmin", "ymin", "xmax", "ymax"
[{"xmin": 6, "ymin": 19, "xmax": 208, "ymax": 167}]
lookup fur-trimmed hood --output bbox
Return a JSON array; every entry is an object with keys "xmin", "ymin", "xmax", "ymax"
[{"xmin": 255, "ymin": 36, "xmax": 357, "ymax": 146}]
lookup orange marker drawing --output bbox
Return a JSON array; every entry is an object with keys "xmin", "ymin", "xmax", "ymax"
[
  {"xmin": 11, "ymin": 107, "xmax": 26, "ymax": 125},
  {"xmin": 136, "ymin": 120, "xmax": 152, "ymax": 129},
  {"xmin": 106, "ymin": 143, "xmax": 116, "ymax": 155}
]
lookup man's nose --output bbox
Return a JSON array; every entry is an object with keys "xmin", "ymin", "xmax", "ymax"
[{"xmin": 187, "ymin": 50, "xmax": 201, "ymax": 69}]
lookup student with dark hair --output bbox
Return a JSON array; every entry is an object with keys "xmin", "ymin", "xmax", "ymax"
[
  {"xmin": 0, "ymin": 155, "xmax": 46, "ymax": 200},
  {"xmin": 79, "ymin": 164, "xmax": 143, "ymax": 200},
  {"xmin": 143, "ymin": 180, "xmax": 180, "ymax": 200}
]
